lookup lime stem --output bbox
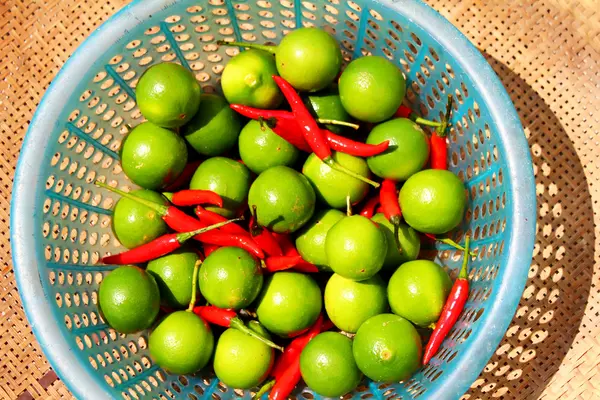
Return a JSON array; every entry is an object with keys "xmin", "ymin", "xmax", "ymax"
[
  {"xmin": 229, "ymin": 317, "xmax": 284, "ymax": 351},
  {"xmin": 317, "ymin": 118, "xmax": 359, "ymax": 130},
  {"xmin": 176, "ymin": 218, "xmax": 243, "ymax": 243},
  {"xmin": 216, "ymin": 40, "xmax": 276, "ymax": 54},
  {"xmin": 346, "ymin": 195, "xmax": 352, "ymax": 217},
  {"xmin": 324, "ymin": 158, "xmax": 380, "ymax": 188},
  {"xmin": 459, "ymin": 236, "xmax": 471, "ymax": 280},
  {"xmin": 187, "ymin": 259, "xmax": 202, "ymax": 312},
  {"xmin": 253, "ymin": 379, "xmax": 275, "ymax": 400},
  {"xmin": 95, "ymin": 180, "xmax": 168, "ymax": 216}
]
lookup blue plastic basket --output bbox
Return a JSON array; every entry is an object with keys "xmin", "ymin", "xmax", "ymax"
[{"xmin": 11, "ymin": 0, "xmax": 536, "ymax": 399}]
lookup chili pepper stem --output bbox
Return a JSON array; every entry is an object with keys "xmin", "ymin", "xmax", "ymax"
[
  {"xmin": 177, "ymin": 218, "xmax": 242, "ymax": 243},
  {"xmin": 435, "ymin": 95, "xmax": 454, "ymax": 137},
  {"xmin": 390, "ymin": 216, "xmax": 403, "ymax": 252},
  {"xmin": 253, "ymin": 379, "xmax": 275, "ymax": 400},
  {"xmin": 217, "ymin": 40, "xmax": 276, "ymax": 54},
  {"xmin": 459, "ymin": 236, "xmax": 471, "ymax": 279},
  {"xmin": 95, "ymin": 180, "xmax": 168, "ymax": 215},
  {"xmin": 324, "ymin": 157, "xmax": 380, "ymax": 188},
  {"xmin": 317, "ymin": 119, "xmax": 359, "ymax": 130},
  {"xmin": 229, "ymin": 317, "xmax": 284, "ymax": 351},
  {"xmin": 427, "ymin": 234, "xmax": 477, "ymax": 257},
  {"xmin": 187, "ymin": 259, "xmax": 202, "ymax": 312},
  {"xmin": 413, "ymin": 115, "xmax": 443, "ymax": 128}
]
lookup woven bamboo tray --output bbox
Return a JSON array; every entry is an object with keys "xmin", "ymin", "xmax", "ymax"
[{"xmin": 1, "ymin": 0, "xmax": 599, "ymax": 399}]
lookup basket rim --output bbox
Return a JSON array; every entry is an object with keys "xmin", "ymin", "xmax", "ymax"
[{"xmin": 10, "ymin": 0, "xmax": 536, "ymax": 399}]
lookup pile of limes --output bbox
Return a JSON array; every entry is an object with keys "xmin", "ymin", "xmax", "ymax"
[{"xmin": 97, "ymin": 27, "xmax": 468, "ymax": 398}]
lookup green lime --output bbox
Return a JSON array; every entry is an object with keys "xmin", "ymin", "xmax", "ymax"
[
  {"xmin": 276, "ymin": 28, "xmax": 342, "ymax": 92},
  {"xmin": 98, "ymin": 265, "xmax": 160, "ymax": 334},
  {"xmin": 295, "ymin": 209, "xmax": 345, "ymax": 272},
  {"xmin": 304, "ymin": 86, "xmax": 352, "ymax": 134},
  {"xmin": 338, "ymin": 56, "xmax": 405, "ymax": 123},
  {"xmin": 387, "ymin": 260, "xmax": 452, "ymax": 326},
  {"xmin": 353, "ymin": 314, "xmax": 422, "ymax": 382},
  {"xmin": 238, "ymin": 120, "xmax": 300, "ymax": 174},
  {"xmin": 248, "ymin": 166, "xmax": 316, "ymax": 233},
  {"xmin": 300, "ymin": 332, "xmax": 362, "ymax": 397},
  {"xmin": 121, "ymin": 122, "xmax": 188, "ymax": 190},
  {"xmin": 399, "ymin": 169, "xmax": 467, "ymax": 234},
  {"xmin": 149, "ymin": 311, "xmax": 214, "ymax": 374},
  {"xmin": 189, "ymin": 157, "xmax": 252, "ymax": 217},
  {"xmin": 221, "ymin": 49, "xmax": 282, "ymax": 109},
  {"xmin": 256, "ymin": 272, "xmax": 322, "ymax": 337},
  {"xmin": 181, "ymin": 94, "xmax": 241, "ymax": 156},
  {"xmin": 366, "ymin": 118, "xmax": 430, "ymax": 181},
  {"xmin": 147, "ymin": 248, "xmax": 200, "ymax": 309},
  {"xmin": 325, "ymin": 215, "xmax": 387, "ymax": 281},
  {"xmin": 213, "ymin": 327, "xmax": 275, "ymax": 389},
  {"xmin": 371, "ymin": 213, "xmax": 420, "ymax": 270},
  {"xmin": 324, "ymin": 273, "xmax": 388, "ymax": 333},
  {"xmin": 136, "ymin": 62, "xmax": 202, "ymax": 128},
  {"xmin": 112, "ymin": 189, "xmax": 168, "ymax": 249},
  {"xmin": 302, "ymin": 152, "xmax": 370, "ymax": 209},
  {"xmin": 199, "ymin": 247, "xmax": 263, "ymax": 310}
]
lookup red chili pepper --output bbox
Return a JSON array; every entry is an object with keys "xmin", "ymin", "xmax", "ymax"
[
  {"xmin": 268, "ymin": 232, "xmax": 319, "ymax": 273},
  {"xmin": 250, "ymin": 206, "xmax": 283, "ymax": 257},
  {"xmin": 395, "ymin": 105, "xmax": 413, "ymax": 118},
  {"xmin": 195, "ymin": 206, "xmax": 249, "ymax": 236},
  {"xmin": 360, "ymin": 196, "xmax": 380, "ymax": 218},
  {"xmin": 163, "ymin": 189, "xmax": 223, "ymax": 208},
  {"xmin": 380, "ymin": 179, "xmax": 403, "ymax": 250},
  {"xmin": 193, "ymin": 306, "xmax": 283, "ymax": 351},
  {"xmin": 102, "ymin": 219, "xmax": 236, "ymax": 265},
  {"xmin": 264, "ymin": 255, "xmax": 318, "ymax": 273},
  {"xmin": 423, "ymin": 236, "xmax": 471, "ymax": 365},
  {"xmin": 430, "ymin": 95, "xmax": 453, "ymax": 170},
  {"xmin": 163, "ymin": 160, "xmax": 202, "ymax": 192},
  {"xmin": 201, "ymin": 231, "xmax": 265, "ymax": 259},
  {"xmin": 203, "ymin": 243, "xmax": 220, "ymax": 257},
  {"xmin": 268, "ymin": 315, "xmax": 324, "ymax": 400}
]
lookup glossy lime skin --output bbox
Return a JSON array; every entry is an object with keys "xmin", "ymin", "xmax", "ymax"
[
  {"xmin": 256, "ymin": 272, "xmax": 322, "ymax": 337},
  {"xmin": 147, "ymin": 248, "xmax": 200, "ymax": 309},
  {"xmin": 387, "ymin": 260, "xmax": 452, "ymax": 326},
  {"xmin": 221, "ymin": 49, "xmax": 283, "ymax": 109},
  {"xmin": 302, "ymin": 152, "xmax": 370, "ymax": 209},
  {"xmin": 324, "ymin": 273, "xmax": 388, "ymax": 333},
  {"xmin": 372, "ymin": 213, "xmax": 421, "ymax": 270},
  {"xmin": 213, "ymin": 328, "xmax": 274, "ymax": 389},
  {"xmin": 339, "ymin": 56, "xmax": 405, "ymax": 123},
  {"xmin": 181, "ymin": 94, "xmax": 241, "ymax": 156},
  {"xmin": 136, "ymin": 62, "xmax": 202, "ymax": 128},
  {"xmin": 366, "ymin": 118, "xmax": 430, "ymax": 181},
  {"xmin": 121, "ymin": 122, "xmax": 188, "ymax": 190},
  {"xmin": 98, "ymin": 266, "xmax": 160, "ymax": 334},
  {"xmin": 325, "ymin": 215, "xmax": 387, "ymax": 281},
  {"xmin": 148, "ymin": 311, "xmax": 214, "ymax": 374},
  {"xmin": 112, "ymin": 189, "xmax": 168, "ymax": 249},
  {"xmin": 189, "ymin": 157, "xmax": 252, "ymax": 217},
  {"xmin": 399, "ymin": 169, "xmax": 467, "ymax": 234},
  {"xmin": 305, "ymin": 86, "xmax": 352, "ymax": 134},
  {"xmin": 300, "ymin": 332, "xmax": 362, "ymax": 397},
  {"xmin": 276, "ymin": 28, "xmax": 342, "ymax": 92},
  {"xmin": 248, "ymin": 166, "xmax": 316, "ymax": 233},
  {"xmin": 238, "ymin": 120, "xmax": 300, "ymax": 174},
  {"xmin": 295, "ymin": 209, "xmax": 345, "ymax": 272},
  {"xmin": 353, "ymin": 314, "xmax": 422, "ymax": 382},
  {"xmin": 199, "ymin": 247, "xmax": 263, "ymax": 310}
]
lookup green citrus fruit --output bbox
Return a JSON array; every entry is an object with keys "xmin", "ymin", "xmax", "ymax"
[
  {"xmin": 366, "ymin": 118, "xmax": 430, "ymax": 181},
  {"xmin": 302, "ymin": 152, "xmax": 370, "ymax": 209},
  {"xmin": 148, "ymin": 311, "xmax": 214, "ymax": 374},
  {"xmin": 300, "ymin": 332, "xmax": 362, "ymax": 397},
  {"xmin": 371, "ymin": 213, "xmax": 420, "ymax": 270},
  {"xmin": 213, "ymin": 327, "xmax": 275, "ymax": 389},
  {"xmin": 112, "ymin": 189, "xmax": 168, "ymax": 249},
  {"xmin": 120, "ymin": 122, "xmax": 188, "ymax": 190},
  {"xmin": 189, "ymin": 157, "xmax": 252, "ymax": 217},
  {"xmin": 199, "ymin": 247, "xmax": 263, "ymax": 309},
  {"xmin": 304, "ymin": 86, "xmax": 352, "ymax": 134},
  {"xmin": 325, "ymin": 215, "xmax": 387, "ymax": 281},
  {"xmin": 295, "ymin": 209, "xmax": 345, "ymax": 271},
  {"xmin": 248, "ymin": 166, "xmax": 316, "ymax": 233},
  {"xmin": 238, "ymin": 120, "xmax": 300, "ymax": 174},
  {"xmin": 256, "ymin": 272, "xmax": 322, "ymax": 337},
  {"xmin": 339, "ymin": 56, "xmax": 405, "ymax": 123},
  {"xmin": 324, "ymin": 273, "xmax": 388, "ymax": 333},
  {"xmin": 399, "ymin": 169, "xmax": 467, "ymax": 234},
  {"xmin": 181, "ymin": 94, "xmax": 241, "ymax": 156},
  {"xmin": 276, "ymin": 28, "xmax": 342, "ymax": 92},
  {"xmin": 353, "ymin": 314, "xmax": 422, "ymax": 382},
  {"xmin": 387, "ymin": 260, "xmax": 452, "ymax": 326},
  {"xmin": 98, "ymin": 265, "xmax": 160, "ymax": 334},
  {"xmin": 146, "ymin": 248, "xmax": 200, "ymax": 309},
  {"xmin": 221, "ymin": 49, "xmax": 283, "ymax": 109},
  {"xmin": 136, "ymin": 62, "xmax": 202, "ymax": 128}
]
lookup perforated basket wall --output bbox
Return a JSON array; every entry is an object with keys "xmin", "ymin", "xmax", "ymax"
[{"xmin": 10, "ymin": 0, "xmax": 535, "ymax": 399}]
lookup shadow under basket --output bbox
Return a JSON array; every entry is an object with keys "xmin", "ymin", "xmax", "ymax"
[{"xmin": 10, "ymin": 0, "xmax": 536, "ymax": 399}]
